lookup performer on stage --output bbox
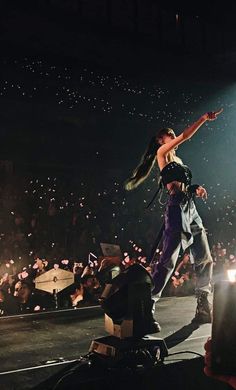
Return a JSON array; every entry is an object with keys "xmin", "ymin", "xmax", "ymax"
[{"xmin": 124, "ymin": 109, "xmax": 223, "ymax": 329}]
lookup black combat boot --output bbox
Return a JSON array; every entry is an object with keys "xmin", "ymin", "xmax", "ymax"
[
  {"xmin": 149, "ymin": 320, "xmax": 161, "ymax": 333},
  {"xmin": 192, "ymin": 291, "xmax": 212, "ymax": 324}
]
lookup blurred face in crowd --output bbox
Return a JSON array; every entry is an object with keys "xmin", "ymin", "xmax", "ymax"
[
  {"xmin": 73, "ymin": 263, "xmax": 84, "ymax": 275},
  {"xmin": 35, "ymin": 258, "xmax": 44, "ymax": 270},
  {"xmin": 14, "ymin": 281, "xmax": 22, "ymax": 297},
  {"xmin": 83, "ymin": 277, "xmax": 97, "ymax": 290},
  {"xmin": 14, "ymin": 281, "xmax": 31, "ymax": 303},
  {"xmin": 1, "ymin": 273, "xmax": 9, "ymax": 283}
]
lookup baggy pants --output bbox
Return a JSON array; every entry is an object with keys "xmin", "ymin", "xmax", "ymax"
[{"xmin": 151, "ymin": 193, "xmax": 213, "ymax": 299}]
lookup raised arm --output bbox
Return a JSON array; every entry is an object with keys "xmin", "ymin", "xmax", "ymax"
[{"xmin": 157, "ymin": 109, "xmax": 223, "ymax": 158}]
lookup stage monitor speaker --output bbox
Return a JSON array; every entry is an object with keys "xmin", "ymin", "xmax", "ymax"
[{"xmin": 101, "ymin": 263, "xmax": 156, "ymax": 338}]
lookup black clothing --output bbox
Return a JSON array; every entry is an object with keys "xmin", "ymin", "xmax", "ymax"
[
  {"xmin": 161, "ymin": 162, "xmax": 192, "ymax": 187},
  {"xmin": 151, "ymin": 163, "xmax": 213, "ymax": 299},
  {"xmin": 147, "ymin": 162, "xmax": 198, "ymax": 208}
]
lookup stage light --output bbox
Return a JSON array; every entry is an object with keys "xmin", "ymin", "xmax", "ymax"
[
  {"xmin": 89, "ymin": 263, "xmax": 168, "ymax": 365},
  {"xmin": 100, "ymin": 263, "xmax": 160, "ymax": 338},
  {"xmin": 227, "ymin": 269, "xmax": 236, "ymax": 282}
]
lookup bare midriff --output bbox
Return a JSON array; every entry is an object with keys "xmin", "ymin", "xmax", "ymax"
[{"xmin": 166, "ymin": 181, "xmax": 187, "ymax": 195}]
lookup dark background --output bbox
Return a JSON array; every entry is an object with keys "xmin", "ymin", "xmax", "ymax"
[{"xmin": 0, "ymin": 0, "xmax": 236, "ymax": 254}]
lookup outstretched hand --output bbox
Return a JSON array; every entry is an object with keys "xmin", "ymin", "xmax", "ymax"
[
  {"xmin": 204, "ymin": 108, "xmax": 223, "ymax": 121},
  {"xmin": 196, "ymin": 186, "xmax": 208, "ymax": 199}
]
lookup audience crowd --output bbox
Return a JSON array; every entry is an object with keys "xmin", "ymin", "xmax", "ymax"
[{"xmin": 0, "ymin": 169, "xmax": 236, "ymax": 316}]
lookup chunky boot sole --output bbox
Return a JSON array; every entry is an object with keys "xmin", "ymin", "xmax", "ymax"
[
  {"xmin": 192, "ymin": 291, "xmax": 212, "ymax": 324},
  {"xmin": 150, "ymin": 320, "xmax": 161, "ymax": 333},
  {"xmin": 191, "ymin": 312, "xmax": 212, "ymax": 324}
]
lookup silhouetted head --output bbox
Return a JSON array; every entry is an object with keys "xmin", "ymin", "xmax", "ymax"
[{"xmin": 124, "ymin": 128, "xmax": 176, "ymax": 190}]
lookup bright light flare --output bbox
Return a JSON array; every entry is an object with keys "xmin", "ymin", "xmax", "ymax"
[{"xmin": 227, "ymin": 269, "xmax": 236, "ymax": 283}]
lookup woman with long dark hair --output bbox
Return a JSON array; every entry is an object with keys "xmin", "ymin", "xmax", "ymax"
[{"xmin": 125, "ymin": 109, "xmax": 223, "ymax": 329}]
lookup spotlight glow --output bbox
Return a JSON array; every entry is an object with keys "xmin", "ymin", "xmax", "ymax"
[{"xmin": 227, "ymin": 269, "xmax": 236, "ymax": 282}]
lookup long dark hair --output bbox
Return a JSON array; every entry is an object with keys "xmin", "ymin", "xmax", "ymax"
[{"xmin": 124, "ymin": 128, "xmax": 174, "ymax": 191}]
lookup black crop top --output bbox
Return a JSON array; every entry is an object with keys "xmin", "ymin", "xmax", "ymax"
[
  {"xmin": 146, "ymin": 161, "xmax": 199, "ymax": 208},
  {"xmin": 160, "ymin": 162, "xmax": 192, "ymax": 187}
]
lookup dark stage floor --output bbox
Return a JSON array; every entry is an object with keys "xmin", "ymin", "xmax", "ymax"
[{"xmin": 0, "ymin": 296, "xmax": 230, "ymax": 390}]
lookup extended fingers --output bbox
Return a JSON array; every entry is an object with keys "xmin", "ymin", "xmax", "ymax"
[
  {"xmin": 203, "ymin": 189, "xmax": 208, "ymax": 199},
  {"xmin": 200, "ymin": 187, "xmax": 208, "ymax": 198},
  {"xmin": 207, "ymin": 108, "xmax": 223, "ymax": 120},
  {"xmin": 215, "ymin": 108, "xmax": 223, "ymax": 116},
  {"xmin": 196, "ymin": 187, "xmax": 207, "ymax": 199},
  {"xmin": 208, "ymin": 112, "xmax": 217, "ymax": 120}
]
